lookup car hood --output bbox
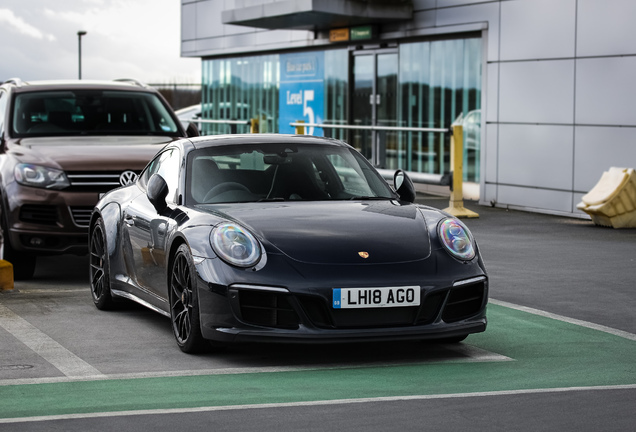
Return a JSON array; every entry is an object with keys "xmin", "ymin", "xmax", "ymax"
[
  {"xmin": 205, "ymin": 200, "xmax": 432, "ymax": 265},
  {"xmin": 8, "ymin": 136, "xmax": 175, "ymax": 171}
]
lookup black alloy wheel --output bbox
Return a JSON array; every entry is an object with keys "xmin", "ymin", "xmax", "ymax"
[
  {"xmin": 89, "ymin": 219, "xmax": 115, "ymax": 310},
  {"xmin": 170, "ymin": 244, "xmax": 207, "ymax": 353}
]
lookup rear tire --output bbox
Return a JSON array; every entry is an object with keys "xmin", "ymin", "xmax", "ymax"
[{"xmin": 89, "ymin": 218, "xmax": 115, "ymax": 310}]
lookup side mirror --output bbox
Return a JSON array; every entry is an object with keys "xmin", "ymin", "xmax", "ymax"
[
  {"xmin": 186, "ymin": 122, "xmax": 200, "ymax": 137},
  {"xmin": 147, "ymin": 174, "xmax": 169, "ymax": 213},
  {"xmin": 394, "ymin": 170, "xmax": 415, "ymax": 203}
]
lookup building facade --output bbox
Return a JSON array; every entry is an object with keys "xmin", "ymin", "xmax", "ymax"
[{"xmin": 181, "ymin": 0, "xmax": 636, "ymax": 217}]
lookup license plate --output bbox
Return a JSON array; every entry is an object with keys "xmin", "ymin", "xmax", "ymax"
[{"xmin": 332, "ymin": 286, "xmax": 420, "ymax": 309}]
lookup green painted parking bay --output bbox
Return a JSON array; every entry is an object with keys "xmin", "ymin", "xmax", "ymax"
[{"xmin": 1, "ymin": 303, "xmax": 635, "ymax": 421}]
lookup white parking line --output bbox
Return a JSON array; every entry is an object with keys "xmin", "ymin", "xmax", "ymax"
[
  {"xmin": 0, "ymin": 342, "xmax": 511, "ymax": 386},
  {"xmin": 2, "ymin": 384, "xmax": 635, "ymax": 424},
  {"xmin": 0, "ymin": 303, "xmax": 104, "ymax": 379},
  {"xmin": 489, "ymin": 299, "xmax": 636, "ymax": 341}
]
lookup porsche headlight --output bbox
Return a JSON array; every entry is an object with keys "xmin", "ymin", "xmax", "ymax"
[
  {"xmin": 15, "ymin": 164, "xmax": 70, "ymax": 190},
  {"xmin": 438, "ymin": 218, "xmax": 475, "ymax": 261},
  {"xmin": 210, "ymin": 222, "xmax": 261, "ymax": 268}
]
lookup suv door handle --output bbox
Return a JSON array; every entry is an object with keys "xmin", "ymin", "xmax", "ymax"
[{"xmin": 124, "ymin": 214, "xmax": 135, "ymax": 226}]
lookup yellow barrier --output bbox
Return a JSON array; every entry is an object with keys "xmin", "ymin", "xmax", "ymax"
[
  {"xmin": 295, "ymin": 120, "xmax": 305, "ymax": 135},
  {"xmin": 250, "ymin": 117, "xmax": 259, "ymax": 134},
  {"xmin": 577, "ymin": 167, "xmax": 636, "ymax": 228},
  {"xmin": 0, "ymin": 260, "xmax": 14, "ymax": 291},
  {"xmin": 443, "ymin": 125, "xmax": 479, "ymax": 218}
]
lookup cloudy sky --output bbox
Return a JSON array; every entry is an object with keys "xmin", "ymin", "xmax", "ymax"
[{"xmin": 0, "ymin": 0, "xmax": 201, "ymax": 84}]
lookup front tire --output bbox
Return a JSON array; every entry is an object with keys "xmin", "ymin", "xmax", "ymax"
[
  {"xmin": 170, "ymin": 244, "xmax": 207, "ymax": 353},
  {"xmin": 89, "ymin": 218, "xmax": 115, "ymax": 310}
]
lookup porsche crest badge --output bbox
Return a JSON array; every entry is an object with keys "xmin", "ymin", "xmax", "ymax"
[{"xmin": 358, "ymin": 251, "xmax": 370, "ymax": 259}]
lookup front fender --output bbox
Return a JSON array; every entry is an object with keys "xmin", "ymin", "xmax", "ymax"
[
  {"xmin": 180, "ymin": 225, "xmax": 216, "ymax": 258},
  {"xmin": 98, "ymin": 202, "xmax": 122, "ymax": 257},
  {"xmin": 91, "ymin": 202, "xmax": 129, "ymax": 288}
]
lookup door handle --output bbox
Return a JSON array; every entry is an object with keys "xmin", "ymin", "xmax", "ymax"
[{"xmin": 124, "ymin": 214, "xmax": 135, "ymax": 226}]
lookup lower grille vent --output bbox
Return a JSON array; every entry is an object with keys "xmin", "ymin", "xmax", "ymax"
[
  {"xmin": 19, "ymin": 205, "xmax": 58, "ymax": 225},
  {"xmin": 238, "ymin": 290, "xmax": 300, "ymax": 329},
  {"xmin": 70, "ymin": 206, "xmax": 93, "ymax": 227},
  {"xmin": 442, "ymin": 281, "xmax": 486, "ymax": 323}
]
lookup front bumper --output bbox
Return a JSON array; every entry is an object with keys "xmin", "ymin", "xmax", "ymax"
[
  {"xmin": 3, "ymin": 182, "xmax": 99, "ymax": 255},
  {"xmin": 195, "ymin": 254, "xmax": 488, "ymax": 344}
]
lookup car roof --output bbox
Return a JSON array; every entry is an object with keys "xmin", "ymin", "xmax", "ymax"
[
  {"xmin": 187, "ymin": 134, "xmax": 349, "ymax": 150},
  {"xmin": 2, "ymin": 79, "xmax": 156, "ymax": 93}
]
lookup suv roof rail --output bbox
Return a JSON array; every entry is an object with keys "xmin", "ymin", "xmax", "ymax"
[
  {"xmin": 3, "ymin": 78, "xmax": 24, "ymax": 87},
  {"xmin": 113, "ymin": 78, "xmax": 148, "ymax": 88}
]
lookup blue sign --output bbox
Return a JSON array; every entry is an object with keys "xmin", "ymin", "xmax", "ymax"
[{"xmin": 279, "ymin": 52, "xmax": 325, "ymax": 136}]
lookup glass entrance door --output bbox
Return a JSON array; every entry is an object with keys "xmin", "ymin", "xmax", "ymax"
[{"xmin": 351, "ymin": 49, "xmax": 397, "ymax": 167}]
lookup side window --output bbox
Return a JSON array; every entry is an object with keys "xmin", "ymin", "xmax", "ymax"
[
  {"xmin": 140, "ymin": 147, "xmax": 182, "ymax": 204},
  {"xmin": 155, "ymin": 148, "xmax": 181, "ymax": 203},
  {"xmin": 140, "ymin": 154, "xmax": 161, "ymax": 186},
  {"xmin": 0, "ymin": 91, "xmax": 7, "ymax": 137}
]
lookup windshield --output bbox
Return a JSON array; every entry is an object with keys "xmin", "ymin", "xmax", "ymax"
[
  {"xmin": 11, "ymin": 90, "xmax": 180, "ymax": 137},
  {"xmin": 187, "ymin": 142, "xmax": 396, "ymax": 204}
]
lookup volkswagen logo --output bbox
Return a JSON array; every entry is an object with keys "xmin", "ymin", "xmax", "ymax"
[{"xmin": 119, "ymin": 170, "xmax": 138, "ymax": 186}]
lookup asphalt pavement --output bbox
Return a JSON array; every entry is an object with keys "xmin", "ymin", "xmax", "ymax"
[
  {"xmin": 415, "ymin": 194, "xmax": 636, "ymax": 335},
  {"xmin": 1, "ymin": 194, "xmax": 635, "ymax": 431}
]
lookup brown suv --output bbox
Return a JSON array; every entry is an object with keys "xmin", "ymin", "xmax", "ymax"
[{"xmin": 0, "ymin": 78, "xmax": 196, "ymax": 279}]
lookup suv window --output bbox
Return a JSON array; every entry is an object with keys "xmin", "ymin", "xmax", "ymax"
[{"xmin": 11, "ymin": 90, "xmax": 179, "ymax": 138}]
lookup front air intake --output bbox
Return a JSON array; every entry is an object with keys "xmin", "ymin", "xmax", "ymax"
[
  {"xmin": 442, "ymin": 280, "xmax": 486, "ymax": 323},
  {"xmin": 238, "ymin": 290, "xmax": 300, "ymax": 329}
]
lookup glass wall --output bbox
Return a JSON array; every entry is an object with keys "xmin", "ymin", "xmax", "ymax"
[
  {"xmin": 201, "ymin": 54, "xmax": 279, "ymax": 135},
  {"xmin": 324, "ymin": 50, "xmax": 348, "ymax": 141},
  {"xmin": 397, "ymin": 38, "xmax": 482, "ymax": 181},
  {"xmin": 200, "ymin": 38, "xmax": 481, "ymax": 181}
]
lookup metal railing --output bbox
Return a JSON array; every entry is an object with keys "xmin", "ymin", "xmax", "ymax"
[
  {"xmin": 289, "ymin": 122, "xmax": 448, "ymax": 134},
  {"xmin": 185, "ymin": 117, "xmax": 478, "ymax": 217},
  {"xmin": 190, "ymin": 118, "xmax": 252, "ymax": 134},
  {"xmin": 290, "ymin": 121, "xmax": 450, "ymax": 187},
  {"xmin": 291, "ymin": 120, "xmax": 478, "ymax": 218}
]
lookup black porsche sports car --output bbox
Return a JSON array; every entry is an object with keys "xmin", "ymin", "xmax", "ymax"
[{"xmin": 89, "ymin": 134, "xmax": 487, "ymax": 353}]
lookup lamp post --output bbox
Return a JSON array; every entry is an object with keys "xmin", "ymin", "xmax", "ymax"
[{"xmin": 77, "ymin": 30, "xmax": 87, "ymax": 80}]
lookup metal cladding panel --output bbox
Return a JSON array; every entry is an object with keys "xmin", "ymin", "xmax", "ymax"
[
  {"xmin": 577, "ymin": 0, "xmax": 636, "ymax": 57},
  {"xmin": 575, "ymin": 56, "xmax": 636, "ymax": 127},
  {"xmin": 574, "ymin": 126, "xmax": 636, "ymax": 193},
  {"xmin": 497, "ymin": 185, "xmax": 573, "ymax": 214},
  {"xmin": 485, "ymin": 62, "xmax": 499, "ymax": 123},
  {"xmin": 181, "ymin": 2, "xmax": 197, "ymax": 40},
  {"xmin": 435, "ymin": 2, "xmax": 500, "ymax": 61},
  {"xmin": 498, "ymin": 124, "xmax": 574, "ymax": 191},
  {"xmin": 500, "ymin": 0, "xmax": 576, "ymax": 61},
  {"xmin": 499, "ymin": 60, "xmax": 574, "ymax": 125},
  {"xmin": 484, "ymin": 123, "xmax": 498, "ymax": 185}
]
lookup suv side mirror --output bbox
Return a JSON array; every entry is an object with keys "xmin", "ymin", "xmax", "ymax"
[
  {"xmin": 186, "ymin": 122, "xmax": 199, "ymax": 137},
  {"xmin": 394, "ymin": 170, "xmax": 415, "ymax": 203},
  {"xmin": 147, "ymin": 174, "xmax": 169, "ymax": 212}
]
